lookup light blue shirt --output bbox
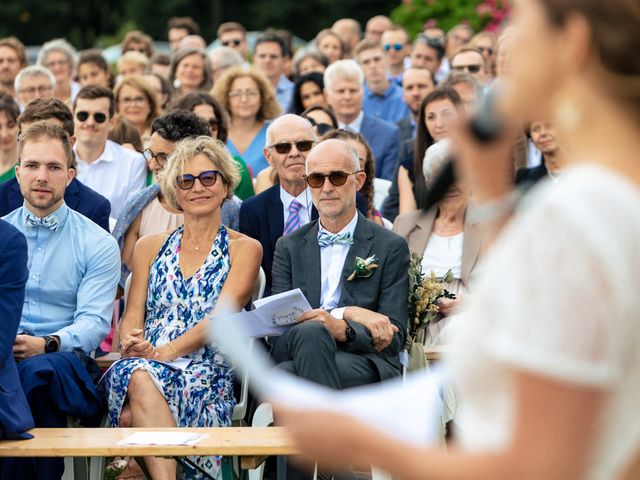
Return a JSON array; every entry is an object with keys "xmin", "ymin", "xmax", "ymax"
[
  {"xmin": 227, "ymin": 124, "xmax": 269, "ymax": 178},
  {"xmin": 363, "ymin": 83, "xmax": 410, "ymax": 124},
  {"xmin": 276, "ymin": 74, "xmax": 294, "ymax": 111},
  {"xmin": 3, "ymin": 203, "xmax": 120, "ymax": 353}
]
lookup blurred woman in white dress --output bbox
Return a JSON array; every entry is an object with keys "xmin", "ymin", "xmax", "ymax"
[{"xmin": 275, "ymin": 0, "xmax": 640, "ymax": 478}]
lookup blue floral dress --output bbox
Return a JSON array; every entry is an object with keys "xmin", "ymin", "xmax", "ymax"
[{"xmin": 103, "ymin": 224, "xmax": 235, "ymax": 479}]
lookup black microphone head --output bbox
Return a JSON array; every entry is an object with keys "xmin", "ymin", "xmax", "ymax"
[{"xmin": 469, "ymin": 86, "xmax": 504, "ymax": 143}]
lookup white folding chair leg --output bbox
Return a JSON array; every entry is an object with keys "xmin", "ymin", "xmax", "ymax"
[
  {"xmin": 371, "ymin": 466, "xmax": 392, "ymax": 480},
  {"xmin": 62, "ymin": 457, "xmax": 74, "ymax": 480},
  {"xmin": 89, "ymin": 456, "xmax": 105, "ymax": 480},
  {"xmin": 248, "ymin": 403, "xmax": 274, "ymax": 480}
]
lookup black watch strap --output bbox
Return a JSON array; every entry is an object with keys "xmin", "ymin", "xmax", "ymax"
[
  {"xmin": 344, "ymin": 323, "xmax": 356, "ymax": 344},
  {"xmin": 43, "ymin": 335, "xmax": 59, "ymax": 353}
]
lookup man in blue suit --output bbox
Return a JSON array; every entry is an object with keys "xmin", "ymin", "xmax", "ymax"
[
  {"xmin": 324, "ymin": 59, "xmax": 401, "ymax": 181},
  {"xmin": 0, "ymin": 219, "xmax": 34, "ymax": 442},
  {"xmin": 0, "ymin": 98, "xmax": 110, "ymax": 231}
]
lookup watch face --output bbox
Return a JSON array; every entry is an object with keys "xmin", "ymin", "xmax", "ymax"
[{"xmin": 44, "ymin": 337, "xmax": 58, "ymax": 353}]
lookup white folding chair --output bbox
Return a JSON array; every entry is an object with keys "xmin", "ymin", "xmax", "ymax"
[
  {"xmin": 252, "ymin": 267, "xmax": 266, "ymax": 303},
  {"xmin": 373, "ymin": 178, "xmax": 392, "ymax": 211}
]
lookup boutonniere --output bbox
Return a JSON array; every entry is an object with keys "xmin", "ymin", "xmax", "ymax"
[{"xmin": 347, "ymin": 255, "xmax": 379, "ymax": 281}]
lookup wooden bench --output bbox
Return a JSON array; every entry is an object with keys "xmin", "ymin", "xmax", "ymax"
[{"xmin": 0, "ymin": 427, "xmax": 297, "ymax": 475}]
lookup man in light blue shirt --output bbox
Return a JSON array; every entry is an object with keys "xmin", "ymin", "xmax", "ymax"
[
  {"xmin": 253, "ymin": 32, "xmax": 294, "ymax": 111},
  {"xmin": 2, "ymin": 123, "xmax": 119, "ymax": 478},
  {"xmin": 356, "ymin": 39, "xmax": 410, "ymax": 124}
]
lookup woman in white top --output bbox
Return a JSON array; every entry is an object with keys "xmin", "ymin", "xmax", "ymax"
[{"xmin": 275, "ymin": 0, "xmax": 640, "ymax": 478}]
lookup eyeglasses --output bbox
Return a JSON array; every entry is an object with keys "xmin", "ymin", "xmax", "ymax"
[
  {"xmin": 305, "ymin": 170, "xmax": 361, "ymax": 188},
  {"xmin": 451, "ymin": 64, "xmax": 482, "ymax": 74},
  {"xmin": 176, "ymin": 170, "xmax": 221, "ymax": 190},
  {"xmin": 19, "ymin": 85, "xmax": 53, "ymax": 95},
  {"xmin": 228, "ymin": 89, "xmax": 260, "ymax": 100},
  {"xmin": 142, "ymin": 149, "xmax": 168, "ymax": 166},
  {"xmin": 119, "ymin": 95, "xmax": 147, "ymax": 105},
  {"xmin": 268, "ymin": 140, "xmax": 314, "ymax": 155},
  {"xmin": 44, "ymin": 59, "xmax": 69, "ymax": 68},
  {"xmin": 383, "ymin": 43, "xmax": 404, "ymax": 52},
  {"xmin": 477, "ymin": 46, "xmax": 493, "ymax": 55},
  {"xmin": 221, "ymin": 39, "xmax": 242, "ymax": 47},
  {"xmin": 75, "ymin": 111, "xmax": 108, "ymax": 123}
]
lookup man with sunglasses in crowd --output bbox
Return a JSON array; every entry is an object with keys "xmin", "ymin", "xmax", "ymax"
[
  {"xmin": 381, "ymin": 25, "xmax": 411, "ymax": 86},
  {"xmin": 450, "ymin": 45, "xmax": 491, "ymax": 85},
  {"xmin": 0, "ymin": 97, "xmax": 111, "ymax": 231},
  {"xmin": 73, "ymin": 85, "xmax": 146, "ymax": 220},
  {"xmin": 216, "ymin": 22, "xmax": 249, "ymax": 61},
  {"xmin": 2, "ymin": 122, "xmax": 119, "ymax": 479},
  {"xmin": 270, "ymin": 138, "xmax": 409, "ymax": 479}
]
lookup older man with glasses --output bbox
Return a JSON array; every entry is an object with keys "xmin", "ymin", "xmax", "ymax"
[
  {"xmin": 14, "ymin": 66, "xmax": 55, "ymax": 111},
  {"xmin": 269, "ymin": 137, "xmax": 409, "ymax": 479}
]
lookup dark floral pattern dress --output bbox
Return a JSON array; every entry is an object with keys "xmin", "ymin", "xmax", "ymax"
[{"xmin": 103, "ymin": 225, "xmax": 235, "ymax": 479}]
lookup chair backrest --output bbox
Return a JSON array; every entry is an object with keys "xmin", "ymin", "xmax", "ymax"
[
  {"xmin": 123, "ymin": 273, "xmax": 132, "ymax": 309},
  {"xmin": 252, "ymin": 267, "xmax": 266, "ymax": 303},
  {"xmin": 232, "ymin": 337, "xmax": 254, "ymax": 422},
  {"xmin": 373, "ymin": 178, "xmax": 392, "ymax": 211}
]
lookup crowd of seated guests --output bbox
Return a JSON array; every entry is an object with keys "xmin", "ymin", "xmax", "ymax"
[{"xmin": 0, "ymin": 11, "xmax": 558, "ymax": 479}]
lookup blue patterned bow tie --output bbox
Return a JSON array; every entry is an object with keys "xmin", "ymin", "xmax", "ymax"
[
  {"xmin": 24, "ymin": 212, "xmax": 59, "ymax": 232},
  {"xmin": 317, "ymin": 230, "xmax": 353, "ymax": 248}
]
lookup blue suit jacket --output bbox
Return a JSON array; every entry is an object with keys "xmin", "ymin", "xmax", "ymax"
[
  {"xmin": 360, "ymin": 113, "xmax": 402, "ymax": 181},
  {"xmin": 239, "ymin": 185, "xmax": 368, "ymax": 296},
  {"xmin": 0, "ymin": 220, "xmax": 34, "ymax": 439},
  {"xmin": 0, "ymin": 178, "xmax": 111, "ymax": 232}
]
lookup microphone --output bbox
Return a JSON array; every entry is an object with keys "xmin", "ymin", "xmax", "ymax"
[{"xmin": 423, "ymin": 87, "xmax": 504, "ymax": 210}]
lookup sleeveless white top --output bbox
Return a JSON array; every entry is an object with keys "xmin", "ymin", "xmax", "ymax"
[{"xmin": 450, "ymin": 164, "xmax": 640, "ymax": 479}]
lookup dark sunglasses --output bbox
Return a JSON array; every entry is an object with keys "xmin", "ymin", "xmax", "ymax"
[
  {"xmin": 477, "ymin": 46, "xmax": 494, "ymax": 55},
  {"xmin": 206, "ymin": 118, "xmax": 220, "ymax": 131},
  {"xmin": 75, "ymin": 111, "xmax": 107, "ymax": 123},
  {"xmin": 452, "ymin": 64, "xmax": 482, "ymax": 74},
  {"xmin": 176, "ymin": 170, "xmax": 221, "ymax": 190},
  {"xmin": 142, "ymin": 149, "xmax": 168, "ymax": 166},
  {"xmin": 383, "ymin": 43, "xmax": 404, "ymax": 52},
  {"xmin": 269, "ymin": 140, "xmax": 314, "ymax": 154},
  {"xmin": 305, "ymin": 170, "xmax": 361, "ymax": 188},
  {"xmin": 222, "ymin": 39, "xmax": 242, "ymax": 47}
]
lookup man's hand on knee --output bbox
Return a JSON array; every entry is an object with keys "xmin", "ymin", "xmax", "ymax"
[
  {"xmin": 13, "ymin": 334, "xmax": 45, "ymax": 361},
  {"xmin": 344, "ymin": 307, "xmax": 398, "ymax": 351},
  {"xmin": 297, "ymin": 309, "xmax": 348, "ymax": 342}
]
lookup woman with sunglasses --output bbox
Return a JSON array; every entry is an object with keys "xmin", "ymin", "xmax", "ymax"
[
  {"xmin": 398, "ymin": 87, "xmax": 462, "ymax": 215},
  {"xmin": 173, "ymin": 92, "xmax": 255, "ymax": 200},
  {"xmin": 114, "ymin": 75, "xmax": 160, "ymax": 149},
  {"xmin": 105, "ymin": 135, "xmax": 261, "ymax": 480},
  {"xmin": 212, "ymin": 66, "xmax": 281, "ymax": 178},
  {"xmin": 275, "ymin": 0, "xmax": 640, "ymax": 478}
]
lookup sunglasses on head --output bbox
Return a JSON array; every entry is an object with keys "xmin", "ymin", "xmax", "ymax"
[
  {"xmin": 305, "ymin": 170, "xmax": 361, "ymax": 188},
  {"xmin": 383, "ymin": 43, "xmax": 404, "ymax": 52},
  {"xmin": 269, "ymin": 140, "xmax": 314, "ymax": 154},
  {"xmin": 176, "ymin": 170, "xmax": 221, "ymax": 190},
  {"xmin": 222, "ymin": 39, "xmax": 242, "ymax": 47},
  {"xmin": 75, "ymin": 111, "xmax": 107, "ymax": 123},
  {"xmin": 452, "ymin": 64, "xmax": 482, "ymax": 74}
]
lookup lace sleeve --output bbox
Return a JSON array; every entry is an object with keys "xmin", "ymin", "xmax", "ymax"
[{"xmin": 474, "ymin": 182, "xmax": 637, "ymax": 387}]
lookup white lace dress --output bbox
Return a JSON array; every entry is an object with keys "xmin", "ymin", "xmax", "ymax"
[{"xmin": 449, "ymin": 164, "xmax": 640, "ymax": 479}]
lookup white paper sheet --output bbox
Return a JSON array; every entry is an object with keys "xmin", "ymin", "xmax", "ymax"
[
  {"xmin": 209, "ymin": 312, "xmax": 445, "ymax": 447},
  {"xmin": 222, "ymin": 288, "xmax": 313, "ymax": 338},
  {"xmin": 118, "ymin": 432, "xmax": 207, "ymax": 446}
]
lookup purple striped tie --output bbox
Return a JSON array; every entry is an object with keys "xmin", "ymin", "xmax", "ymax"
[{"xmin": 283, "ymin": 200, "xmax": 303, "ymax": 235}]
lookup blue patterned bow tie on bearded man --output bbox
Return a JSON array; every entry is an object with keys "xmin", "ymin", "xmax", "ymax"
[
  {"xmin": 24, "ymin": 212, "xmax": 59, "ymax": 232},
  {"xmin": 317, "ymin": 230, "xmax": 353, "ymax": 248}
]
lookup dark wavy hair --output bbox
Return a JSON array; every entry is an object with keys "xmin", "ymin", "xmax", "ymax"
[
  {"xmin": 171, "ymin": 92, "xmax": 229, "ymax": 142},
  {"xmin": 413, "ymin": 87, "xmax": 461, "ymax": 208},
  {"xmin": 289, "ymin": 72, "xmax": 325, "ymax": 115},
  {"xmin": 150, "ymin": 109, "xmax": 211, "ymax": 142}
]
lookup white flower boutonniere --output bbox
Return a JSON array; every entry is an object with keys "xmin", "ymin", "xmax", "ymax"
[{"xmin": 347, "ymin": 255, "xmax": 379, "ymax": 281}]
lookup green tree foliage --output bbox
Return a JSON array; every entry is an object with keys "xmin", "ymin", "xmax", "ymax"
[{"xmin": 391, "ymin": 0, "xmax": 489, "ymax": 38}]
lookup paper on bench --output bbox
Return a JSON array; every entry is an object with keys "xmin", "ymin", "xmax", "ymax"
[
  {"xmin": 118, "ymin": 432, "xmax": 207, "ymax": 446},
  {"xmin": 209, "ymin": 312, "xmax": 444, "ymax": 447},
  {"xmin": 226, "ymin": 288, "xmax": 312, "ymax": 337}
]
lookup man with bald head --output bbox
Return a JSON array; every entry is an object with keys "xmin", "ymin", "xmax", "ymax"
[
  {"xmin": 332, "ymin": 18, "xmax": 361, "ymax": 58},
  {"xmin": 271, "ymin": 136, "xmax": 408, "ymax": 385},
  {"xmin": 365, "ymin": 15, "xmax": 392, "ymax": 42}
]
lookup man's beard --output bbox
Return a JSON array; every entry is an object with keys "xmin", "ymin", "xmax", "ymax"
[{"xmin": 23, "ymin": 189, "xmax": 64, "ymax": 213}]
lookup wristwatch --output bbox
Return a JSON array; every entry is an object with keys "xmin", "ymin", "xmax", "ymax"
[{"xmin": 43, "ymin": 335, "xmax": 60, "ymax": 353}]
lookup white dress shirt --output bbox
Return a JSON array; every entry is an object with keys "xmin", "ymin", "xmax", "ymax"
[
  {"xmin": 319, "ymin": 212, "xmax": 359, "ymax": 311},
  {"xmin": 74, "ymin": 140, "xmax": 147, "ymax": 220},
  {"xmin": 338, "ymin": 110, "xmax": 365, "ymax": 134},
  {"xmin": 280, "ymin": 186, "xmax": 312, "ymax": 228}
]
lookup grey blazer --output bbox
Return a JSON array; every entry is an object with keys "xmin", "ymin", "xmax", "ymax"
[
  {"xmin": 272, "ymin": 212, "xmax": 410, "ymax": 380},
  {"xmin": 392, "ymin": 207, "xmax": 483, "ymax": 287}
]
